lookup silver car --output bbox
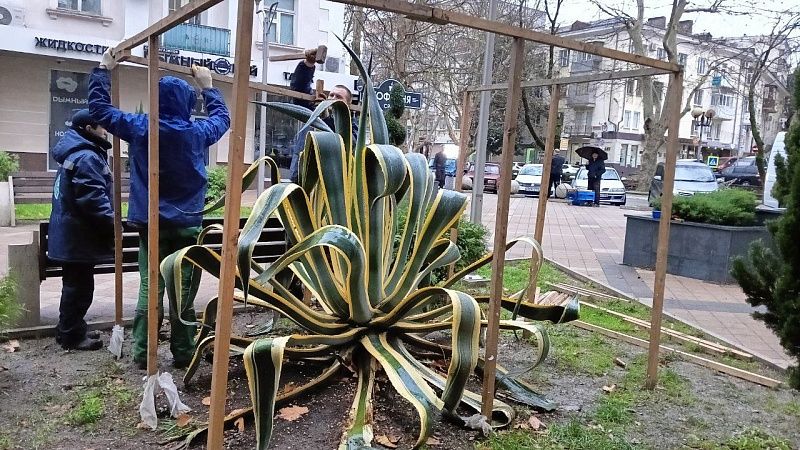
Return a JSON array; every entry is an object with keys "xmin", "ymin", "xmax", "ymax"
[{"xmin": 648, "ymin": 160, "xmax": 718, "ymax": 205}]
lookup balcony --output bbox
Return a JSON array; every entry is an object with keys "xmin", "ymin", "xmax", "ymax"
[
  {"xmin": 161, "ymin": 23, "xmax": 230, "ymax": 57},
  {"xmin": 571, "ymin": 57, "xmax": 602, "ymax": 73},
  {"xmin": 563, "ymin": 125, "xmax": 594, "ymax": 136},
  {"xmin": 762, "ymin": 98, "xmax": 777, "ymax": 113},
  {"xmin": 566, "ymin": 85, "xmax": 597, "ymax": 108}
]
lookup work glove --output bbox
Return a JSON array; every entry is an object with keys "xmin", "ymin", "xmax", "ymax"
[
  {"xmin": 192, "ymin": 64, "xmax": 213, "ymax": 90},
  {"xmin": 100, "ymin": 48, "xmax": 117, "ymax": 70}
]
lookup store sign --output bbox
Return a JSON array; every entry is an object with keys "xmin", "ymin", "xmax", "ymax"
[
  {"xmin": 49, "ymin": 70, "xmax": 90, "ymax": 169},
  {"xmin": 35, "ymin": 37, "xmax": 109, "ymax": 55},
  {"xmin": 370, "ymin": 79, "xmax": 423, "ymax": 110},
  {"xmin": 144, "ymin": 46, "xmax": 257, "ymax": 77}
]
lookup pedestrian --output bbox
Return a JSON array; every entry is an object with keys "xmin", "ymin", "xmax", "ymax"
[
  {"xmin": 586, "ymin": 150, "xmax": 605, "ymax": 207},
  {"xmin": 89, "ymin": 50, "xmax": 230, "ymax": 369},
  {"xmin": 288, "ymin": 48, "xmax": 358, "ymax": 183},
  {"xmin": 433, "ymin": 148, "xmax": 447, "ymax": 189},
  {"xmin": 549, "ymin": 149, "xmax": 566, "ymax": 198},
  {"xmin": 49, "ymin": 109, "xmax": 114, "ymax": 351}
]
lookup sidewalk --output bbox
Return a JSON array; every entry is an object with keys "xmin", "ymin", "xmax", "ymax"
[{"xmin": 479, "ymin": 194, "xmax": 791, "ymax": 369}]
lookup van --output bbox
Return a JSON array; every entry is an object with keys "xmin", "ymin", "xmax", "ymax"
[{"xmin": 763, "ymin": 131, "xmax": 786, "ymax": 208}]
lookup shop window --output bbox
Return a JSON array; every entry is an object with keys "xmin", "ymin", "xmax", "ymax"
[{"xmin": 58, "ymin": 0, "xmax": 101, "ymax": 14}]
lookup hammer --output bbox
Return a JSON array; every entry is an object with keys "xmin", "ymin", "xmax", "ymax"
[{"xmin": 269, "ymin": 44, "xmax": 327, "ymax": 64}]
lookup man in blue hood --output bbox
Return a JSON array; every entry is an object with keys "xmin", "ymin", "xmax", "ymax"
[
  {"xmin": 89, "ymin": 50, "xmax": 230, "ymax": 368},
  {"xmin": 49, "ymin": 109, "xmax": 114, "ymax": 351}
]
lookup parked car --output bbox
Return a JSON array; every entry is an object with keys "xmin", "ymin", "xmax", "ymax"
[
  {"xmin": 716, "ymin": 156, "xmax": 738, "ymax": 173},
  {"xmin": 512, "ymin": 162, "xmax": 526, "ymax": 179},
  {"xmin": 648, "ymin": 159, "xmax": 718, "ymax": 205},
  {"xmin": 719, "ymin": 157, "xmax": 761, "ymax": 186},
  {"xmin": 561, "ymin": 164, "xmax": 579, "ymax": 182},
  {"xmin": 516, "ymin": 164, "xmax": 544, "ymax": 196},
  {"xmin": 464, "ymin": 162, "xmax": 501, "ymax": 193},
  {"xmin": 573, "ymin": 167, "xmax": 627, "ymax": 205},
  {"xmin": 428, "ymin": 157, "xmax": 458, "ymax": 177}
]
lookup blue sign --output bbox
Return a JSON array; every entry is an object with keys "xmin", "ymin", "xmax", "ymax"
[{"xmin": 712, "ymin": 75, "xmax": 722, "ymax": 87}]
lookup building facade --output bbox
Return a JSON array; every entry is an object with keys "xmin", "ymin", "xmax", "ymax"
[
  {"xmin": 555, "ymin": 17, "xmax": 791, "ymax": 168},
  {"xmin": 0, "ymin": 0, "xmax": 355, "ymax": 171}
]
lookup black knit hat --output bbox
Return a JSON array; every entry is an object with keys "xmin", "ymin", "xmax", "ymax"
[{"xmin": 70, "ymin": 109, "xmax": 98, "ymax": 132}]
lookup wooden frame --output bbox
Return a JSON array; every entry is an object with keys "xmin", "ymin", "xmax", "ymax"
[{"xmin": 110, "ymin": 0, "xmax": 684, "ymax": 444}]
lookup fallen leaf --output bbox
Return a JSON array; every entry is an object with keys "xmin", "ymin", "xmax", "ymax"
[
  {"xmin": 614, "ymin": 357, "xmax": 627, "ymax": 368},
  {"xmin": 2, "ymin": 340, "xmax": 19, "ymax": 353},
  {"xmin": 528, "ymin": 415, "xmax": 546, "ymax": 431},
  {"xmin": 234, "ymin": 417, "xmax": 245, "ymax": 433},
  {"xmin": 426, "ymin": 437, "xmax": 441, "ymax": 446},
  {"xmin": 602, "ymin": 384, "xmax": 616, "ymax": 393},
  {"xmin": 277, "ymin": 405, "xmax": 309, "ymax": 421},
  {"xmin": 176, "ymin": 414, "xmax": 192, "ymax": 427},
  {"xmin": 202, "ymin": 396, "xmax": 212, "ymax": 406},
  {"xmin": 375, "ymin": 434, "xmax": 399, "ymax": 448}
]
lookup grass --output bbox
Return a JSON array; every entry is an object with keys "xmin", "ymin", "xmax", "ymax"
[
  {"xmin": 546, "ymin": 325, "xmax": 618, "ymax": 376},
  {"xmin": 481, "ymin": 420, "xmax": 637, "ymax": 450},
  {"xmin": 475, "ymin": 260, "xmax": 567, "ymax": 294},
  {"xmin": 67, "ymin": 391, "xmax": 104, "ymax": 425},
  {"xmin": 15, "ymin": 202, "xmax": 252, "ymax": 220},
  {"xmin": 687, "ymin": 429, "xmax": 793, "ymax": 450},
  {"xmin": 0, "ymin": 272, "xmax": 21, "ymax": 332},
  {"xmin": 0, "ymin": 433, "xmax": 12, "ymax": 450}
]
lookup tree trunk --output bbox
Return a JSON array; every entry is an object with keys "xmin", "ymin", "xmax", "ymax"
[
  {"xmin": 748, "ymin": 88, "xmax": 767, "ymax": 183},
  {"xmin": 636, "ymin": 122, "xmax": 667, "ymax": 189}
]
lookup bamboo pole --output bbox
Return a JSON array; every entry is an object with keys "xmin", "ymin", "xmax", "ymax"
[
  {"xmin": 646, "ymin": 70, "xmax": 683, "ymax": 389},
  {"xmin": 480, "ymin": 37, "xmax": 525, "ymax": 417},
  {"xmin": 448, "ymin": 91, "xmax": 472, "ymax": 279},
  {"xmin": 111, "ymin": 67, "xmax": 123, "ymax": 327},
  {"xmin": 533, "ymin": 84, "xmax": 561, "ymax": 244},
  {"xmin": 146, "ymin": 35, "xmax": 160, "ymax": 376},
  {"xmin": 206, "ymin": 0, "xmax": 255, "ymax": 446}
]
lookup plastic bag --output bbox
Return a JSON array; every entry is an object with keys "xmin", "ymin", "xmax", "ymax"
[
  {"xmin": 138, "ymin": 374, "xmax": 159, "ymax": 430},
  {"xmin": 159, "ymin": 372, "xmax": 191, "ymax": 417},
  {"xmin": 108, "ymin": 324, "xmax": 124, "ymax": 359}
]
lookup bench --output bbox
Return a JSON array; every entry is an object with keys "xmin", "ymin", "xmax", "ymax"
[
  {"xmin": 11, "ymin": 171, "xmax": 131, "ymax": 204},
  {"xmin": 38, "ymin": 217, "xmax": 287, "ymax": 280}
]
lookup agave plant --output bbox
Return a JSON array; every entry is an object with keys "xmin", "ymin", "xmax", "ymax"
[{"xmin": 161, "ymin": 40, "xmax": 578, "ymax": 450}]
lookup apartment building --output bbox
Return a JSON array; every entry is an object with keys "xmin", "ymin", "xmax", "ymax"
[
  {"xmin": 0, "ymin": 0, "xmax": 354, "ymax": 171},
  {"xmin": 555, "ymin": 17, "xmax": 791, "ymax": 168}
]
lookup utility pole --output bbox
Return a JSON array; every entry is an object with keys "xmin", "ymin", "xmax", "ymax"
[
  {"xmin": 470, "ymin": 0, "xmax": 498, "ymax": 223},
  {"xmin": 257, "ymin": 2, "xmax": 278, "ymax": 195}
]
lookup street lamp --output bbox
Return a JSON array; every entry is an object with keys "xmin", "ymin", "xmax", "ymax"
[{"xmin": 691, "ymin": 107, "xmax": 715, "ymax": 161}]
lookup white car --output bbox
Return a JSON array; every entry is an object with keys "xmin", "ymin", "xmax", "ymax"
[
  {"xmin": 516, "ymin": 164, "xmax": 543, "ymax": 196},
  {"xmin": 561, "ymin": 164, "xmax": 579, "ymax": 181},
  {"xmin": 573, "ymin": 167, "xmax": 627, "ymax": 205}
]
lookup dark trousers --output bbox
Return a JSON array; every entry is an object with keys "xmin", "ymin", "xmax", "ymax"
[
  {"xmin": 57, "ymin": 263, "xmax": 95, "ymax": 346},
  {"xmin": 589, "ymin": 176, "xmax": 601, "ymax": 205},
  {"xmin": 549, "ymin": 174, "xmax": 561, "ymax": 197}
]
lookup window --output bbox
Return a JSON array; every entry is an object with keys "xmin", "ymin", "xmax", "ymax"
[
  {"xmin": 58, "ymin": 0, "xmax": 100, "ymax": 14},
  {"xmin": 630, "ymin": 145, "xmax": 639, "ymax": 167},
  {"xmin": 678, "ymin": 53, "xmax": 688, "ymax": 66},
  {"xmin": 620, "ymin": 144, "xmax": 628, "ymax": 164},
  {"xmin": 632, "ymin": 112, "xmax": 640, "ymax": 129},
  {"xmin": 626, "ymin": 79, "xmax": 636, "ymax": 96},
  {"xmin": 623, "ymin": 111, "xmax": 632, "ymax": 128},
  {"xmin": 697, "ymin": 57, "xmax": 707, "ymax": 75},
  {"xmin": 268, "ymin": 0, "xmax": 295, "ymax": 46},
  {"xmin": 656, "ymin": 48, "xmax": 666, "ymax": 60},
  {"xmin": 636, "ymin": 79, "xmax": 643, "ymax": 97},
  {"xmin": 169, "ymin": 0, "xmax": 200, "ymax": 24},
  {"xmin": 559, "ymin": 50, "xmax": 570, "ymax": 67},
  {"xmin": 693, "ymin": 89, "xmax": 703, "ymax": 106},
  {"xmin": 575, "ymin": 83, "xmax": 590, "ymax": 95},
  {"xmin": 711, "ymin": 93, "xmax": 733, "ymax": 108}
]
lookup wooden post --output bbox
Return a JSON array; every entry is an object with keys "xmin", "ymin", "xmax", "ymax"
[
  {"xmin": 533, "ymin": 84, "xmax": 561, "ymax": 244},
  {"xmin": 480, "ymin": 37, "xmax": 525, "ymax": 417},
  {"xmin": 315, "ymin": 79, "xmax": 325, "ymax": 100},
  {"xmin": 646, "ymin": 70, "xmax": 683, "ymax": 389},
  {"xmin": 206, "ymin": 0, "xmax": 255, "ymax": 447},
  {"xmin": 146, "ymin": 35, "xmax": 160, "ymax": 376},
  {"xmin": 448, "ymin": 91, "xmax": 472, "ymax": 279},
  {"xmin": 111, "ymin": 67, "xmax": 123, "ymax": 327}
]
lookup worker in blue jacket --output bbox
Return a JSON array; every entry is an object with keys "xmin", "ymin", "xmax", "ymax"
[
  {"xmin": 89, "ymin": 50, "xmax": 230, "ymax": 369},
  {"xmin": 50, "ymin": 109, "xmax": 114, "ymax": 351}
]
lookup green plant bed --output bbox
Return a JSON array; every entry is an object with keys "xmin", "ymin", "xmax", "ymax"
[{"xmin": 652, "ymin": 188, "xmax": 758, "ymax": 226}]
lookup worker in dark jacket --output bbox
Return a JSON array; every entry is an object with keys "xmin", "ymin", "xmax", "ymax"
[
  {"xmin": 50, "ymin": 109, "xmax": 114, "ymax": 351},
  {"xmin": 89, "ymin": 50, "xmax": 231, "ymax": 368},
  {"xmin": 549, "ymin": 149, "xmax": 566, "ymax": 198},
  {"xmin": 586, "ymin": 151, "xmax": 606, "ymax": 207},
  {"xmin": 433, "ymin": 149, "xmax": 447, "ymax": 189},
  {"xmin": 288, "ymin": 49, "xmax": 359, "ymax": 183}
]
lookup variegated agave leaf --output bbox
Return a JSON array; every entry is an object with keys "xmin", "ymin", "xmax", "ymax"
[{"xmin": 160, "ymin": 39, "xmax": 579, "ymax": 450}]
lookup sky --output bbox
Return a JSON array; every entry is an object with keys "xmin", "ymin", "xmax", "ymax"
[{"xmin": 554, "ymin": 0, "xmax": 799, "ymax": 39}]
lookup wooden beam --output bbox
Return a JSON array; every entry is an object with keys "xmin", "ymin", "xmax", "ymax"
[
  {"xmin": 448, "ymin": 90, "xmax": 472, "ymax": 279},
  {"xmin": 122, "ymin": 54, "xmax": 362, "ymax": 112},
  {"xmin": 114, "ymin": 0, "xmax": 224, "ymax": 54},
  {"xmin": 573, "ymin": 321, "xmax": 781, "ymax": 388},
  {"xmin": 646, "ymin": 71, "xmax": 683, "ymax": 389},
  {"xmin": 533, "ymin": 84, "xmax": 561, "ymax": 244},
  {"xmin": 146, "ymin": 35, "xmax": 160, "ymax": 376},
  {"xmin": 206, "ymin": 0, "xmax": 255, "ymax": 447},
  {"xmin": 330, "ymin": 0, "xmax": 679, "ymax": 72},
  {"xmin": 111, "ymin": 67, "xmax": 123, "ymax": 327},
  {"xmin": 466, "ymin": 67, "xmax": 670, "ymax": 92},
  {"xmin": 481, "ymin": 37, "xmax": 525, "ymax": 418}
]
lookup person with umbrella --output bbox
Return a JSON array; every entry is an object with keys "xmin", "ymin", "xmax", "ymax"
[{"xmin": 577, "ymin": 146, "xmax": 607, "ymax": 207}]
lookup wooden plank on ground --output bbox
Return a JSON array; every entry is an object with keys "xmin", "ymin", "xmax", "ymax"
[{"xmin": 572, "ymin": 321, "xmax": 781, "ymax": 388}]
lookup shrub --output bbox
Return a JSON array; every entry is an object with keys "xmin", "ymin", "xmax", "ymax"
[
  {"xmin": 205, "ymin": 166, "xmax": 227, "ymax": 202},
  {"xmin": 0, "ymin": 273, "xmax": 21, "ymax": 332},
  {"xmin": 0, "ymin": 151, "xmax": 19, "ymax": 180},
  {"xmin": 653, "ymin": 189, "xmax": 757, "ymax": 226}
]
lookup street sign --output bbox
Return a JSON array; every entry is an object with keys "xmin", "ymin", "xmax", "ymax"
[
  {"xmin": 706, "ymin": 155, "xmax": 719, "ymax": 167},
  {"xmin": 373, "ymin": 78, "xmax": 423, "ymax": 110}
]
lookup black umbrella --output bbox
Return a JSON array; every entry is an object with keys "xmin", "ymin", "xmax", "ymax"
[{"xmin": 575, "ymin": 146, "xmax": 608, "ymax": 161}]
